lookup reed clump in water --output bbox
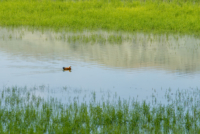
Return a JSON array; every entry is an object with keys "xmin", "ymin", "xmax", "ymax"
[
  {"xmin": 0, "ymin": 86, "xmax": 200, "ymax": 133},
  {"xmin": 67, "ymin": 34, "xmax": 123, "ymax": 44},
  {"xmin": 0, "ymin": 0, "xmax": 200, "ymax": 34}
]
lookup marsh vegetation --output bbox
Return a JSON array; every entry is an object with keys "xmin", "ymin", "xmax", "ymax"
[
  {"xmin": 0, "ymin": 0, "xmax": 200, "ymax": 34},
  {"xmin": 0, "ymin": 0, "xmax": 200, "ymax": 133},
  {"xmin": 0, "ymin": 86, "xmax": 200, "ymax": 133}
]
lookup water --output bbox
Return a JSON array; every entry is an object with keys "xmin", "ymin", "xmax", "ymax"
[{"xmin": 0, "ymin": 27, "xmax": 200, "ymax": 101}]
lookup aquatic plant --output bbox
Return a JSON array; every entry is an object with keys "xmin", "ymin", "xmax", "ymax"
[
  {"xmin": 67, "ymin": 34, "xmax": 123, "ymax": 44},
  {"xmin": 0, "ymin": 86, "xmax": 200, "ymax": 133}
]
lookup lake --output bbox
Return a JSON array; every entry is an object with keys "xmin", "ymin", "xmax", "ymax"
[{"xmin": 0, "ymin": 27, "xmax": 200, "ymax": 102}]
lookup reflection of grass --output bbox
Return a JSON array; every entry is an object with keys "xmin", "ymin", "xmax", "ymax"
[
  {"xmin": 0, "ymin": 0, "xmax": 200, "ymax": 34},
  {"xmin": 1, "ymin": 86, "xmax": 200, "ymax": 133},
  {"xmin": 67, "ymin": 34, "xmax": 123, "ymax": 44}
]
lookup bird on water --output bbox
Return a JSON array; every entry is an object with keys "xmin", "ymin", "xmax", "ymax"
[{"xmin": 63, "ymin": 66, "xmax": 71, "ymax": 70}]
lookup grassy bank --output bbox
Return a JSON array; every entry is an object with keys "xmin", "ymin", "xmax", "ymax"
[
  {"xmin": 0, "ymin": 86, "xmax": 200, "ymax": 133},
  {"xmin": 0, "ymin": 0, "xmax": 200, "ymax": 34}
]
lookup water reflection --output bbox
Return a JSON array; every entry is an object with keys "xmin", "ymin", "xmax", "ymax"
[
  {"xmin": 63, "ymin": 70, "xmax": 72, "ymax": 72},
  {"xmin": 0, "ymin": 27, "xmax": 200, "ymax": 99},
  {"xmin": 1, "ymin": 28, "xmax": 200, "ymax": 74}
]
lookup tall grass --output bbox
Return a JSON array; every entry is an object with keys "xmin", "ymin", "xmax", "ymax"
[
  {"xmin": 0, "ymin": 86, "xmax": 200, "ymax": 133},
  {"xmin": 0, "ymin": 0, "xmax": 200, "ymax": 34}
]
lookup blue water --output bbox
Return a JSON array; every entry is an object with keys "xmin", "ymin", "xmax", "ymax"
[{"xmin": 0, "ymin": 28, "xmax": 200, "ymax": 101}]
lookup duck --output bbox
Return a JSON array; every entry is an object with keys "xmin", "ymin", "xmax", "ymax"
[{"xmin": 63, "ymin": 66, "xmax": 71, "ymax": 70}]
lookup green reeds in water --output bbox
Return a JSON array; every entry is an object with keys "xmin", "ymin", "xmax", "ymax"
[
  {"xmin": 0, "ymin": 86, "xmax": 200, "ymax": 133},
  {"xmin": 67, "ymin": 34, "xmax": 123, "ymax": 44}
]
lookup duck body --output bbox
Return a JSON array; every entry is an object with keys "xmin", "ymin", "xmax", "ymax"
[{"xmin": 63, "ymin": 66, "xmax": 71, "ymax": 70}]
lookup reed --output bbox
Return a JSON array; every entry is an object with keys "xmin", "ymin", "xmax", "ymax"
[
  {"xmin": 0, "ymin": 86, "xmax": 200, "ymax": 133},
  {"xmin": 0, "ymin": 0, "xmax": 200, "ymax": 34}
]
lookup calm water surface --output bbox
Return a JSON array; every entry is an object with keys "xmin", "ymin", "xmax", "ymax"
[{"xmin": 0, "ymin": 28, "xmax": 200, "ymax": 101}]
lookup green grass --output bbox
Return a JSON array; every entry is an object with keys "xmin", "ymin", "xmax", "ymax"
[
  {"xmin": 0, "ymin": 0, "xmax": 200, "ymax": 34},
  {"xmin": 67, "ymin": 34, "xmax": 124, "ymax": 44},
  {"xmin": 0, "ymin": 86, "xmax": 200, "ymax": 133}
]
